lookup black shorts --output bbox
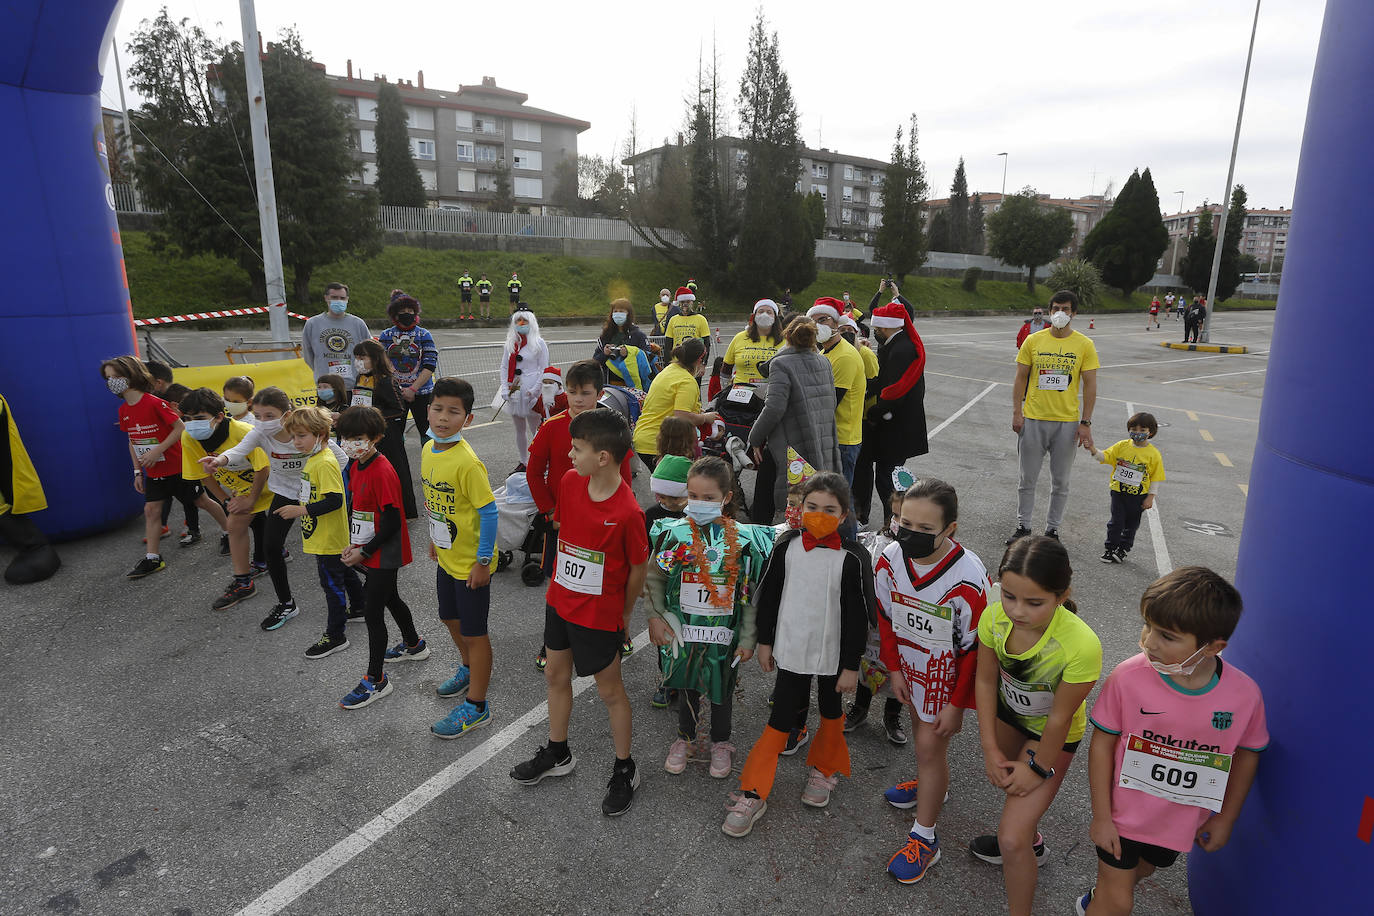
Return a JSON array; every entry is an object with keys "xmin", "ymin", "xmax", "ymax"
[
  {"xmin": 1096, "ymin": 836, "xmax": 1180, "ymax": 871},
  {"xmin": 436, "ymin": 566, "xmax": 490, "ymax": 636},
  {"xmin": 543, "ymin": 604, "xmax": 622, "ymax": 677},
  {"xmin": 480, "ymin": 293, "xmax": 491, "ymax": 302},
  {"xmin": 997, "ymin": 706, "xmax": 1082, "ymax": 753},
  {"xmin": 143, "ymin": 474, "xmax": 188, "ymax": 503},
  {"xmin": 461, "ymin": 289, "xmax": 473, "ymax": 302}
]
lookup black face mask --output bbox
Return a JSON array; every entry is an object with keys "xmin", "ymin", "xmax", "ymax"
[
  {"xmin": 395, "ymin": 313, "xmax": 417, "ymax": 328},
  {"xmin": 894, "ymin": 526, "xmax": 940, "ymax": 561}
]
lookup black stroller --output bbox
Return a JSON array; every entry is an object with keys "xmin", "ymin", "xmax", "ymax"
[{"xmin": 702, "ymin": 380, "xmax": 766, "ymax": 515}]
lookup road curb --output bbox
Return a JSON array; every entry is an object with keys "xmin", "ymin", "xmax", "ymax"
[{"xmin": 1159, "ymin": 341, "xmax": 1249, "ymax": 353}]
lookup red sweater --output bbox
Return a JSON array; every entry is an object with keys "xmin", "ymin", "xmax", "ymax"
[{"xmin": 527, "ymin": 410, "xmax": 633, "ymax": 514}]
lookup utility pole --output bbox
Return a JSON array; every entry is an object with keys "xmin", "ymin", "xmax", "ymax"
[
  {"xmin": 1171, "ymin": 191, "xmax": 1186, "ymax": 275},
  {"xmin": 1203, "ymin": 0, "xmax": 1261, "ymax": 343},
  {"xmin": 239, "ymin": 0, "xmax": 290, "ymax": 348},
  {"xmin": 997, "ymin": 152, "xmax": 1008, "ymax": 198},
  {"xmin": 111, "ymin": 39, "xmax": 139, "ymax": 210}
]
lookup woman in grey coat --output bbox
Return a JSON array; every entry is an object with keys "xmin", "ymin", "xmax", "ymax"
[{"xmin": 747, "ymin": 317, "xmax": 840, "ymax": 523}]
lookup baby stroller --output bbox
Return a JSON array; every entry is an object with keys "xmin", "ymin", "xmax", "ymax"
[
  {"xmin": 597, "ymin": 384, "xmax": 646, "ymax": 432},
  {"xmin": 702, "ymin": 380, "xmax": 766, "ymax": 515},
  {"xmin": 493, "ymin": 472, "xmax": 552, "ymax": 586}
]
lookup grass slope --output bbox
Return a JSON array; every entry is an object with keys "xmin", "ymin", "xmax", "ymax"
[{"xmin": 121, "ymin": 232, "xmax": 1274, "ymax": 322}]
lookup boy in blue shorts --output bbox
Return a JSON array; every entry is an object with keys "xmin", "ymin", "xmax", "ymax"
[
  {"xmin": 1088, "ymin": 412, "xmax": 1166, "ymax": 565},
  {"xmin": 1077, "ymin": 567, "xmax": 1267, "ymax": 915},
  {"xmin": 420, "ymin": 378, "xmax": 499, "ymax": 738}
]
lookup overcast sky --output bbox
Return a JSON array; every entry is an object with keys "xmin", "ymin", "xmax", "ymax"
[{"xmin": 99, "ymin": 0, "xmax": 1323, "ymax": 213}]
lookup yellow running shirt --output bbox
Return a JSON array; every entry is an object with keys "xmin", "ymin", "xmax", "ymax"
[
  {"xmin": 299, "ymin": 449, "xmax": 349, "ymax": 555},
  {"xmin": 824, "ymin": 337, "xmax": 866, "ymax": 446},
  {"xmin": 1099, "ymin": 440, "xmax": 1167, "ymax": 496},
  {"xmin": 181, "ymin": 419, "xmax": 273, "ymax": 514},
  {"xmin": 421, "ymin": 438, "xmax": 496, "ymax": 581},
  {"xmin": 722, "ymin": 330, "xmax": 781, "ymax": 384},
  {"xmin": 634, "ymin": 362, "xmax": 702, "ymax": 456},
  {"xmin": 1016, "ymin": 329, "xmax": 1100, "ymax": 422},
  {"xmin": 665, "ymin": 313, "xmax": 710, "ymax": 355}
]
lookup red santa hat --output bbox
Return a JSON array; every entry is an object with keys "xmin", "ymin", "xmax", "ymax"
[
  {"xmin": 870, "ymin": 302, "xmax": 927, "ymax": 401},
  {"xmin": 807, "ymin": 297, "xmax": 844, "ymax": 322},
  {"xmin": 541, "ymin": 366, "xmax": 563, "ymax": 387},
  {"xmin": 675, "ymin": 286, "xmax": 696, "ymax": 303}
]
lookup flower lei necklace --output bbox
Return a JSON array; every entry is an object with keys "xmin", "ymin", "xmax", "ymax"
[{"xmin": 687, "ymin": 516, "xmax": 741, "ymax": 610}]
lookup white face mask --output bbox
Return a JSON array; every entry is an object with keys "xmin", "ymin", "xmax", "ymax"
[
  {"xmin": 224, "ymin": 400, "xmax": 249, "ymax": 417},
  {"xmin": 256, "ymin": 418, "xmax": 282, "ymax": 435},
  {"xmin": 1140, "ymin": 639, "xmax": 1212, "ymax": 677},
  {"xmin": 661, "ymin": 295, "xmax": 670, "ymax": 304},
  {"xmin": 1049, "ymin": 310, "xmax": 1071, "ymax": 329},
  {"xmin": 816, "ymin": 324, "xmax": 833, "ymax": 344},
  {"xmin": 355, "ymin": 359, "xmax": 370, "ymax": 374},
  {"xmin": 341, "ymin": 438, "xmax": 371, "ymax": 461},
  {"xmin": 755, "ymin": 313, "xmax": 775, "ymax": 330}
]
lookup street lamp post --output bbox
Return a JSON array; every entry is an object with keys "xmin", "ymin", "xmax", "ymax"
[{"xmin": 997, "ymin": 152, "xmax": 1008, "ymax": 198}]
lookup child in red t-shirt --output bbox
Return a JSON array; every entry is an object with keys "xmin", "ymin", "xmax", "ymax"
[
  {"xmin": 335, "ymin": 405, "xmax": 427, "ymax": 710},
  {"xmin": 511, "ymin": 408, "xmax": 649, "ymax": 818},
  {"xmin": 527, "ymin": 360, "xmax": 634, "ymax": 668},
  {"xmin": 102, "ymin": 356, "xmax": 186, "ymax": 579}
]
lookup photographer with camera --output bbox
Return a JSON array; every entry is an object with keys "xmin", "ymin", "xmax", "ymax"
[
  {"xmin": 868, "ymin": 277, "xmax": 915, "ymax": 321},
  {"xmin": 593, "ymin": 298, "xmax": 657, "ymax": 391}
]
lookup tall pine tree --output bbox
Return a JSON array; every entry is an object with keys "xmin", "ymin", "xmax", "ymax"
[
  {"xmin": 947, "ymin": 158, "xmax": 970, "ymax": 253},
  {"xmin": 968, "ymin": 193, "xmax": 986, "ymax": 254},
  {"xmin": 927, "ymin": 211, "xmax": 950, "ymax": 253},
  {"xmin": 373, "ymin": 81, "xmax": 426, "ymax": 207},
  {"xmin": 1216, "ymin": 185, "xmax": 1248, "ymax": 300},
  {"xmin": 874, "ymin": 115, "xmax": 929, "ymax": 281},
  {"xmin": 1081, "ymin": 167, "xmax": 1169, "ymax": 295}
]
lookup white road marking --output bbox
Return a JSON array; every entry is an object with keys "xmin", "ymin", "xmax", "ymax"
[
  {"xmin": 235, "ymin": 629, "xmax": 652, "ymax": 916},
  {"xmin": 1097, "ymin": 351, "xmax": 1267, "ymax": 370},
  {"xmin": 1160, "ymin": 368, "xmax": 1267, "ymax": 385},
  {"xmin": 928, "ymin": 383, "xmax": 998, "ymax": 439}
]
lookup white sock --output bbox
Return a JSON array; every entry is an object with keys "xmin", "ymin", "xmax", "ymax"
[
  {"xmin": 912, "ymin": 820, "xmax": 936, "ymax": 841},
  {"xmin": 146, "ymin": 552, "xmax": 159, "ymax": 561}
]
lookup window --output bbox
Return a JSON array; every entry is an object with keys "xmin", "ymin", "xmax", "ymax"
[
  {"xmin": 513, "ymin": 149, "xmax": 543, "ymax": 171},
  {"xmin": 852, "ymin": 189, "xmax": 866, "ymax": 204},
  {"xmin": 457, "ymin": 169, "xmax": 476, "ymax": 192},
  {"xmin": 843, "ymin": 165, "xmax": 853, "ymax": 180},
  {"xmin": 456, "ymin": 141, "xmax": 474, "ymax": 162},
  {"xmin": 868, "ymin": 211, "xmax": 882, "ymax": 228},
  {"xmin": 405, "ymin": 106, "xmax": 435, "ymax": 131},
  {"xmin": 512, "ymin": 120, "xmax": 542, "ymax": 142},
  {"xmin": 357, "ymin": 98, "xmax": 377, "ymax": 121},
  {"xmin": 361, "ymin": 162, "xmax": 377, "ymax": 185},
  {"xmin": 454, "ymin": 110, "xmax": 474, "ymax": 132},
  {"xmin": 474, "ymin": 117, "xmax": 502, "ymax": 135},
  {"xmin": 842, "ymin": 186, "xmax": 853, "ymax": 202},
  {"xmin": 853, "ymin": 168, "xmax": 864, "ymax": 182},
  {"xmin": 420, "ymin": 169, "xmax": 437, "ymax": 191},
  {"xmin": 811, "ymin": 183, "xmax": 827, "ymax": 201},
  {"xmin": 477, "ymin": 173, "xmax": 497, "ymax": 192},
  {"xmin": 811, "ymin": 163, "xmax": 829, "ymax": 179},
  {"xmin": 841, "ymin": 208, "xmax": 853, "ymax": 225},
  {"xmin": 870, "ymin": 172, "xmax": 884, "ymax": 187},
  {"xmin": 475, "ymin": 144, "xmax": 501, "ymax": 163},
  {"xmin": 357, "ymin": 129, "xmax": 376, "ymax": 154},
  {"xmin": 513, "ymin": 177, "xmax": 544, "ymax": 198},
  {"xmin": 412, "ymin": 139, "xmax": 436, "ymax": 160}
]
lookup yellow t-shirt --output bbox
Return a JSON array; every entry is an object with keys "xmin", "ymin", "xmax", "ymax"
[
  {"xmin": 1016, "ymin": 329, "xmax": 1100, "ymax": 422},
  {"xmin": 722, "ymin": 330, "xmax": 781, "ymax": 384},
  {"xmin": 665, "ymin": 313, "xmax": 710, "ymax": 355},
  {"xmin": 421, "ymin": 439, "xmax": 496, "ymax": 581},
  {"xmin": 1099, "ymin": 440, "xmax": 1166, "ymax": 495},
  {"xmin": 978, "ymin": 601, "xmax": 1103, "ymax": 743},
  {"xmin": 824, "ymin": 338, "xmax": 866, "ymax": 446},
  {"xmin": 634, "ymin": 362, "xmax": 701, "ymax": 456},
  {"xmin": 654, "ymin": 301, "xmax": 671, "ymax": 330},
  {"xmin": 181, "ymin": 419, "xmax": 273, "ymax": 514},
  {"xmin": 299, "ymin": 449, "xmax": 349, "ymax": 556},
  {"xmin": 856, "ymin": 341, "xmax": 879, "ymax": 414}
]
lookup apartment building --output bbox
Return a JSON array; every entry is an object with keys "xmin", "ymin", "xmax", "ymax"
[
  {"xmin": 1162, "ymin": 206, "xmax": 1290, "ymax": 272},
  {"xmin": 328, "ymin": 67, "xmax": 590, "ymax": 212},
  {"xmin": 624, "ymin": 140, "xmax": 889, "ymax": 242}
]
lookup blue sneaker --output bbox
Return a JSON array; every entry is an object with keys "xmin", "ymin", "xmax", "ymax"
[
  {"xmin": 884, "ymin": 779, "xmax": 920, "ymax": 809},
  {"xmin": 436, "ymin": 664, "xmax": 470, "ymax": 698},
  {"xmin": 384, "ymin": 638, "xmax": 431, "ymax": 662},
  {"xmin": 1075, "ymin": 888, "xmax": 1095, "ymax": 915},
  {"xmin": 339, "ymin": 674, "xmax": 392, "ymax": 710},
  {"xmin": 887, "ymin": 832, "xmax": 940, "ymax": 884},
  {"xmin": 432, "ymin": 700, "xmax": 491, "ymax": 739}
]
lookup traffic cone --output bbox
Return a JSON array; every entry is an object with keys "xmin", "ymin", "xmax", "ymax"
[
  {"xmin": 1088, "ymin": 318, "xmax": 1095, "ymax": 329},
  {"xmin": 714, "ymin": 326, "xmax": 722, "ymax": 344}
]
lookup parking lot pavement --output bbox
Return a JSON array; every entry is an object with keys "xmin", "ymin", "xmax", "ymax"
[{"xmin": 1, "ymin": 311, "xmax": 1271, "ymax": 914}]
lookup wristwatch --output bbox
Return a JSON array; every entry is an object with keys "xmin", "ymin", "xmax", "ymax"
[
  {"xmin": 477, "ymin": 555, "xmax": 493, "ymax": 566},
  {"xmin": 1026, "ymin": 749, "xmax": 1055, "ymax": 780},
  {"xmin": 1079, "ymin": 419, "xmax": 1092, "ymax": 427}
]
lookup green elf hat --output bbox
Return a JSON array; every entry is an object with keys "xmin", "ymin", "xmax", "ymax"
[{"xmin": 650, "ymin": 454, "xmax": 692, "ymax": 497}]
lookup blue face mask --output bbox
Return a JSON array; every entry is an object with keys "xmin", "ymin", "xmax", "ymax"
[
  {"xmin": 1130, "ymin": 431, "xmax": 1149, "ymax": 445},
  {"xmin": 328, "ymin": 299, "xmax": 348, "ymax": 314},
  {"xmin": 685, "ymin": 499, "xmax": 723, "ymax": 526},
  {"xmin": 612, "ymin": 312, "xmax": 627, "ymax": 326},
  {"xmin": 515, "ymin": 324, "xmax": 530, "ymax": 336},
  {"xmin": 184, "ymin": 418, "xmax": 216, "ymax": 440},
  {"xmin": 317, "ymin": 388, "xmax": 335, "ymax": 403},
  {"xmin": 428, "ymin": 429, "xmax": 463, "ymax": 444}
]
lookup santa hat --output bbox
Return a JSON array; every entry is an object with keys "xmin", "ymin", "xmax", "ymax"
[
  {"xmin": 675, "ymin": 286, "xmax": 696, "ymax": 304},
  {"xmin": 807, "ymin": 297, "xmax": 844, "ymax": 322},
  {"xmin": 541, "ymin": 366, "xmax": 563, "ymax": 388},
  {"xmin": 871, "ymin": 302, "xmax": 927, "ymax": 401},
  {"xmin": 753, "ymin": 298, "xmax": 778, "ymax": 315},
  {"xmin": 650, "ymin": 454, "xmax": 691, "ymax": 497}
]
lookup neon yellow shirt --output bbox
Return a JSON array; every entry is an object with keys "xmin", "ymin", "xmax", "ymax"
[
  {"xmin": 1016, "ymin": 329, "xmax": 1100, "ymax": 422},
  {"xmin": 1099, "ymin": 440, "xmax": 1166, "ymax": 495},
  {"xmin": 824, "ymin": 337, "xmax": 866, "ymax": 446},
  {"xmin": 723, "ymin": 330, "xmax": 781, "ymax": 384},
  {"xmin": 421, "ymin": 439, "xmax": 496, "ymax": 580},
  {"xmin": 299, "ymin": 449, "xmax": 349, "ymax": 556},
  {"xmin": 181, "ymin": 419, "xmax": 273, "ymax": 514},
  {"xmin": 665, "ymin": 313, "xmax": 710, "ymax": 354}
]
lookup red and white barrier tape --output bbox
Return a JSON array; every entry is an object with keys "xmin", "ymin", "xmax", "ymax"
[{"xmin": 133, "ymin": 306, "xmax": 308, "ymax": 327}]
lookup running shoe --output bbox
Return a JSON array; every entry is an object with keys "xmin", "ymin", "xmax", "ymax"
[
  {"xmin": 844, "ymin": 703, "xmax": 870, "ymax": 733},
  {"xmin": 664, "ymin": 738, "xmax": 691, "ymax": 774},
  {"xmin": 651, "ymin": 685, "xmax": 671, "ymax": 709},
  {"xmin": 126, "ymin": 556, "xmax": 166, "ymax": 579},
  {"xmin": 384, "ymin": 638, "xmax": 431, "ymax": 662},
  {"xmin": 179, "ymin": 531, "xmax": 202, "ymax": 548},
  {"xmin": 436, "ymin": 664, "xmax": 470, "ymax": 698},
  {"xmin": 1043, "ymin": 529, "xmax": 1060, "ymax": 540},
  {"xmin": 780, "ymin": 725, "xmax": 810, "ymax": 757},
  {"xmin": 212, "ymin": 578, "xmax": 256, "ymax": 610},
  {"xmin": 709, "ymin": 741, "xmax": 736, "ymax": 779},
  {"xmin": 801, "ymin": 768, "xmax": 839, "ymax": 808},
  {"xmin": 339, "ymin": 674, "xmax": 392, "ymax": 710},
  {"xmin": 510, "ymin": 744, "xmax": 576, "ymax": 785},
  {"xmin": 1099, "ymin": 549, "xmax": 1120, "ymax": 564},
  {"xmin": 303, "ymin": 633, "xmax": 349, "ymax": 660},
  {"xmin": 620, "ymin": 635, "xmax": 634, "ymax": 657},
  {"xmin": 1005, "ymin": 526, "xmax": 1032, "ymax": 545},
  {"xmin": 1115, "ymin": 547, "xmax": 1128, "ymax": 562},
  {"xmin": 1075, "ymin": 889, "xmax": 1095, "ymax": 916},
  {"xmin": 602, "ymin": 760, "xmax": 640, "ymax": 817},
  {"xmin": 721, "ymin": 792, "xmax": 767, "ymax": 837},
  {"xmin": 248, "ymin": 561, "xmax": 269, "ymax": 579},
  {"xmin": 346, "ymin": 605, "xmax": 366, "ymax": 620},
  {"xmin": 885, "ymin": 779, "xmax": 921, "ymax": 810},
  {"xmin": 888, "ymin": 833, "xmax": 941, "ymax": 884},
  {"xmin": 884, "ymin": 711, "xmax": 909, "ymax": 746},
  {"xmin": 260, "ymin": 601, "xmax": 298, "ymax": 631},
  {"xmin": 432, "ymin": 700, "xmax": 491, "ymax": 739},
  {"xmin": 968, "ymin": 832, "xmax": 1047, "ymax": 867}
]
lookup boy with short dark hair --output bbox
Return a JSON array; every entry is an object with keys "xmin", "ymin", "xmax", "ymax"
[
  {"xmin": 421, "ymin": 378, "xmax": 499, "ymax": 737},
  {"xmin": 1089, "ymin": 412, "xmax": 1166, "ymax": 564},
  {"xmin": 511, "ymin": 408, "xmax": 650, "ymax": 817},
  {"xmin": 144, "ymin": 360, "xmax": 174, "ymax": 395},
  {"xmin": 1077, "ymin": 567, "xmax": 1267, "ymax": 915}
]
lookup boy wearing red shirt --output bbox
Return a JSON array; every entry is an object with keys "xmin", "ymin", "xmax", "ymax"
[
  {"xmin": 336, "ymin": 406, "xmax": 426, "ymax": 710},
  {"xmin": 511, "ymin": 408, "xmax": 649, "ymax": 817},
  {"xmin": 101, "ymin": 356, "xmax": 186, "ymax": 579}
]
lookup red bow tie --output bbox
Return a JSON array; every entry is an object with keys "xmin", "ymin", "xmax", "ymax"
[{"xmin": 802, "ymin": 531, "xmax": 842, "ymax": 551}]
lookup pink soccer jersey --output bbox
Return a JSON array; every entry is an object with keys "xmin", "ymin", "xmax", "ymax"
[{"xmin": 1090, "ymin": 653, "xmax": 1268, "ymax": 851}]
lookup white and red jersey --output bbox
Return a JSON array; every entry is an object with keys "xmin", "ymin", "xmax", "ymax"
[{"xmin": 874, "ymin": 538, "xmax": 991, "ymax": 722}]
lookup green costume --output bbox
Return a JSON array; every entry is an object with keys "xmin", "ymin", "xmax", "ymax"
[{"xmin": 645, "ymin": 517, "xmax": 774, "ymax": 704}]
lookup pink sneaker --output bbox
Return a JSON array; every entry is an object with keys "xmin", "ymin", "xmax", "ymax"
[
  {"xmin": 664, "ymin": 737, "xmax": 691, "ymax": 774},
  {"xmin": 709, "ymin": 741, "xmax": 736, "ymax": 778},
  {"xmin": 722, "ymin": 792, "xmax": 767, "ymax": 837},
  {"xmin": 801, "ymin": 767, "xmax": 840, "ymax": 808}
]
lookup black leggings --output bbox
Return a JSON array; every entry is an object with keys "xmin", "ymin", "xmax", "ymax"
[
  {"xmin": 677, "ymin": 689, "xmax": 733, "ymax": 742},
  {"xmin": 750, "ymin": 450, "xmax": 778, "ymax": 524},
  {"xmin": 768, "ymin": 668, "xmax": 841, "ymax": 732},
  {"xmin": 160, "ymin": 479, "xmax": 205, "ymax": 532},
  {"xmin": 249, "ymin": 511, "xmax": 266, "ymax": 564},
  {"xmin": 264, "ymin": 492, "xmax": 297, "ymax": 604},
  {"xmin": 404, "ymin": 391, "xmax": 432, "ymax": 439},
  {"xmin": 380, "ymin": 416, "xmax": 419, "ymax": 518},
  {"xmin": 362, "ymin": 567, "xmax": 420, "ymax": 681}
]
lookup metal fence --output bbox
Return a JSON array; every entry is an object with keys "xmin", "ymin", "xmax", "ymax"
[
  {"xmin": 379, "ymin": 206, "xmax": 685, "ymax": 248},
  {"xmin": 112, "ymin": 182, "xmax": 160, "ymax": 214}
]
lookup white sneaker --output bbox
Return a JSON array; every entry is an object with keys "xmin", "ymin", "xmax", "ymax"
[
  {"xmin": 722, "ymin": 792, "xmax": 767, "ymax": 837},
  {"xmin": 801, "ymin": 768, "xmax": 839, "ymax": 808}
]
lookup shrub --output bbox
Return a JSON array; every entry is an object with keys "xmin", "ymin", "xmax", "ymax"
[
  {"xmin": 1045, "ymin": 258, "xmax": 1105, "ymax": 311},
  {"xmin": 961, "ymin": 266, "xmax": 982, "ymax": 292}
]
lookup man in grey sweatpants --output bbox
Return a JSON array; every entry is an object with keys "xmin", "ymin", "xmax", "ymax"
[{"xmin": 1008, "ymin": 290, "xmax": 1099, "ymax": 543}]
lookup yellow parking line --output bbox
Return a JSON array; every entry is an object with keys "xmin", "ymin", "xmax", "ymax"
[
  {"xmin": 1199, "ymin": 429, "xmax": 1214, "ymax": 442},
  {"xmin": 1186, "ymin": 410, "xmax": 1199, "ymax": 422},
  {"xmin": 1238, "ymin": 483, "xmax": 1249, "ymax": 496},
  {"xmin": 1215, "ymin": 452, "xmax": 1233, "ymax": 467}
]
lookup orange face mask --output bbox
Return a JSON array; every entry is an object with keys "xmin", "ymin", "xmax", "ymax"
[{"xmin": 801, "ymin": 511, "xmax": 840, "ymax": 539}]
